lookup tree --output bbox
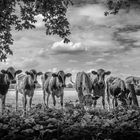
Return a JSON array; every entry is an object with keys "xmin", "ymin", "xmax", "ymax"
[
  {"xmin": 0, "ymin": 0, "xmax": 139, "ymax": 61},
  {"xmin": 105, "ymin": 0, "xmax": 140, "ymax": 16},
  {"xmin": 0, "ymin": 0, "xmax": 72, "ymax": 61}
]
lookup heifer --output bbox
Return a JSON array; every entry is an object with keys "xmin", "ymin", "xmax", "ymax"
[
  {"xmin": 125, "ymin": 76, "xmax": 140, "ymax": 106},
  {"xmin": 92, "ymin": 69, "xmax": 111, "ymax": 109},
  {"xmin": 0, "ymin": 67, "xmax": 22, "ymax": 114},
  {"xmin": 16, "ymin": 69, "xmax": 42, "ymax": 116},
  {"xmin": 74, "ymin": 72, "xmax": 96, "ymax": 107},
  {"xmin": 106, "ymin": 76, "xmax": 128, "ymax": 109},
  {"xmin": 42, "ymin": 71, "xmax": 72, "ymax": 108}
]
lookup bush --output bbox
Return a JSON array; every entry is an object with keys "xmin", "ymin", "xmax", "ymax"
[{"xmin": 0, "ymin": 103, "xmax": 140, "ymax": 140}]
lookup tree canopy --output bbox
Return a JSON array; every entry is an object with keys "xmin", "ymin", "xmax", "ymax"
[
  {"xmin": 105, "ymin": 0, "xmax": 140, "ymax": 15},
  {"xmin": 0, "ymin": 0, "xmax": 138, "ymax": 61},
  {"xmin": 0, "ymin": 0, "xmax": 72, "ymax": 61}
]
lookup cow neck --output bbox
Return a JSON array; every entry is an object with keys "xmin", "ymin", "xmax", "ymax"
[{"xmin": 53, "ymin": 77, "xmax": 62, "ymax": 90}]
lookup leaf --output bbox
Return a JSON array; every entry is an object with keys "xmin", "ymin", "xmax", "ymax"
[{"xmin": 21, "ymin": 129, "xmax": 34, "ymax": 134}]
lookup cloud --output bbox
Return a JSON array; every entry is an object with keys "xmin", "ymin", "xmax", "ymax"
[
  {"xmin": 37, "ymin": 48, "xmax": 49, "ymax": 58},
  {"xmin": 85, "ymin": 61, "xmax": 94, "ymax": 66},
  {"xmin": 4, "ymin": 2, "xmax": 140, "ymax": 77},
  {"xmin": 68, "ymin": 59, "xmax": 78, "ymax": 63},
  {"xmin": 95, "ymin": 58, "xmax": 106, "ymax": 63},
  {"xmin": 51, "ymin": 40, "xmax": 87, "ymax": 55},
  {"xmin": 48, "ymin": 67, "xmax": 58, "ymax": 73},
  {"xmin": 22, "ymin": 58, "xmax": 40, "ymax": 70},
  {"xmin": 34, "ymin": 14, "xmax": 45, "ymax": 28}
]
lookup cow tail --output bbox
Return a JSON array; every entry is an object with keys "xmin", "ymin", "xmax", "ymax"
[{"xmin": 106, "ymin": 81, "xmax": 110, "ymax": 100}]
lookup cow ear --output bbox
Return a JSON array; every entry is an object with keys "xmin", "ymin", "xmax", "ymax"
[
  {"xmin": 1, "ymin": 70, "xmax": 7, "ymax": 74},
  {"xmin": 25, "ymin": 71, "xmax": 31, "ymax": 75},
  {"xmin": 37, "ymin": 72, "xmax": 43, "ymax": 75},
  {"xmin": 52, "ymin": 73, "xmax": 58, "ymax": 77},
  {"xmin": 65, "ymin": 73, "xmax": 72, "ymax": 77},
  {"xmin": 15, "ymin": 70, "xmax": 22, "ymax": 75},
  {"xmin": 105, "ymin": 71, "xmax": 111, "ymax": 75},
  {"xmin": 91, "ymin": 71, "xmax": 97, "ymax": 75},
  {"xmin": 44, "ymin": 74, "xmax": 48, "ymax": 80}
]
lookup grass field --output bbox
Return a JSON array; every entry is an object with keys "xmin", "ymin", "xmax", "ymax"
[
  {"xmin": 4, "ymin": 88, "xmax": 140, "ymax": 110},
  {"xmin": 5, "ymin": 88, "xmax": 105, "ymax": 109}
]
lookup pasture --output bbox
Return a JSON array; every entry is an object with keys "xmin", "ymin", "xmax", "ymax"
[{"xmin": 5, "ymin": 88, "xmax": 140, "ymax": 109}]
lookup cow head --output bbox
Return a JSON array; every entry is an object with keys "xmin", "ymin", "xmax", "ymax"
[
  {"xmin": 117, "ymin": 91, "xmax": 129, "ymax": 106},
  {"xmin": 92, "ymin": 69, "xmax": 111, "ymax": 89},
  {"xmin": 82, "ymin": 95, "xmax": 100, "ymax": 108},
  {"xmin": 1, "ymin": 67, "xmax": 22, "ymax": 82},
  {"xmin": 25, "ymin": 69, "xmax": 43, "ymax": 84},
  {"xmin": 44, "ymin": 72, "xmax": 51, "ymax": 80},
  {"xmin": 52, "ymin": 70, "xmax": 72, "ymax": 88}
]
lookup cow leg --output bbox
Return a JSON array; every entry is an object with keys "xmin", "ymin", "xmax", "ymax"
[
  {"xmin": 29, "ymin": 97, "xmax": 33, "ymax": 111},
  {"xmin": 46, "ymin": 93, "xmax": 50, "ymax": 107},
  {"xmin": 112, "ymin": 98, "xmax": 115, "ymax": 109},
  {"xmin": 128, "ymin": 92, "xmax": 132, "ymax": 105},
  {"xmin": 43, "ymin": 90, "xmax": 46, "ymax": 107},
  {"xmin": 1, "ymin": 95, "xmax": 6, "ymax": 115},
  {"xmin": 106, "ymin": 87, "xmax": 111, "ymax": 110},
  {"xmin": 22, "ymin": 95, "xmax": 27, "ymax": 116},
  {"xmin": 52, "ymin": 94, "xmax": 56, "ymax": 107},
  {"xmin": 78, "ymin": 91, "xmax": 83, "ymax": 104},
  {"xmin": 102, "ymin": 95, "xmax": 105, "ymax": 109},
  {"xmin": 60, "ymin": 94, "xmax": 64, "ymax": 107},
  {"xmin": 107, "ymin": 95, "xmax": 111, "ymax": 110},
  {"xmin": 114, "ymin": 98, "xmax": 118, "ymax": 108},
  {"xmin": 93, "ymin": 100, "xmax": 97, "ymax": 108},
  {"xmin": 16, "ymin": 90, "xmax": 18, "ymax": 111}
]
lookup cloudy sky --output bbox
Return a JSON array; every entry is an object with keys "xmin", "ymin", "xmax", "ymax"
[{"xmin": 1, "ymin": 0, "xmax": 140, "ymax": 80}]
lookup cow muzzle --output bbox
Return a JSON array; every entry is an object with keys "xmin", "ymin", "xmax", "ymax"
[
  {"xmin": 62, "ymin": 84, "xmax": 66, "ymax": 88},
  {"xmin": 98, "ymin": 82, "xmax": 104, "ymax": 89},
  {"xmin": 34, "ymin": 81, "xmax": 38, "ymax": 84}
]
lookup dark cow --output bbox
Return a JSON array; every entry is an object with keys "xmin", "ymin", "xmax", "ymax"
[
  {"xmin": 42, "ymin": 71, "xmax": 72, "ymax": 108},
  {"xmin": 106, "ymin": 76, "xmax": 128, "ymax": 109},
  {"xmin": 92, "ymin": 69, "xmax": 111, "ymax": 109},
  {"xmin": 125, "ymin": 76, "xmax": 140, "ymax": 106},
  {"xmin": 16, "ymin": 69, "xmax": 42, "ymax": 116},
  {"xmin": 74, "ymin": 72, "xmax": 95, "ymax": 107},
  {"xmin": 0, "ymin": 67, "xmax": 22, "ymax": 114}
]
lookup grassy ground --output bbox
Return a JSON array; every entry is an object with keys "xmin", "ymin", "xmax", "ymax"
[
  {"xmin": 4, "ymin": 88, "xmax": 140, "ymax": 110},
  {"xmin": 5, "ymin": 88, "xmax": 103, "ymax": 109}
]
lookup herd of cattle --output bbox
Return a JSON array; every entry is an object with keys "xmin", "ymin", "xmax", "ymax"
[{"xmin": 0, "ymin": 67, "xmax": 140, "ymax": 116}]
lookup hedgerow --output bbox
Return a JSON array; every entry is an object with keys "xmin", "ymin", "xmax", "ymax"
[{"xmin": 0, "ymin": 102, "xmax": 140, "ymax": 140}]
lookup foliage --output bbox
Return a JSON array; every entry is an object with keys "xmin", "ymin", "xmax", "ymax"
[
  {"xmin": 0, "ymin": 102, "xmax": 140, "ymax": 140},
  {"xmin": 0, "ymin": 0, "xmax": 140, "ymax": 61},
  {"xmin": 0, "ymin": 0, "xmax": 72, "ymax": 61},
  {"xmin": 105, "ymin": 0, "xmax": 140, "ymax": 16}
]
